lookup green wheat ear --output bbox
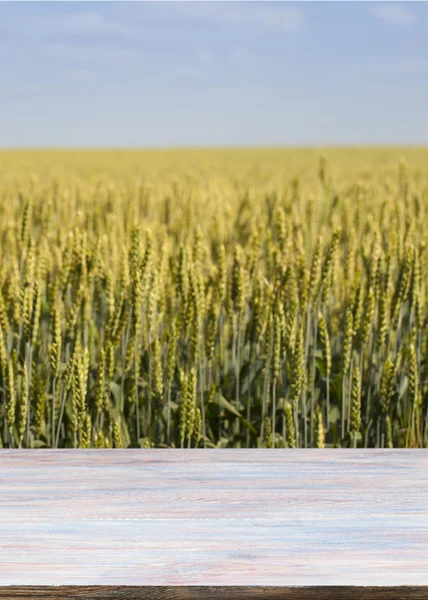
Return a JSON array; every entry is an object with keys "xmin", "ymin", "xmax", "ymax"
[
  {"xmin": 350, "ymin": 363, "xmax": 362, "ymax": 447},
  {"xmin": 285, "ymin": 403, "xmax": 296, "ymax": 449},
  {"xmin": 314, "ymin": 404, "xmax": 325, "ymax": 449}
]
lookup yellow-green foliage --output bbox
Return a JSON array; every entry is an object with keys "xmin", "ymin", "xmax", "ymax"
[{"xmin": 0, "ymin": 148, "xmax": 427, "ymax": 448}]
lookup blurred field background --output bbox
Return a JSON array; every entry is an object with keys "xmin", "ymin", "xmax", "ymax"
[{"xmin": 1, "ymin": 147, "xmax": 428, "ymax": 449}]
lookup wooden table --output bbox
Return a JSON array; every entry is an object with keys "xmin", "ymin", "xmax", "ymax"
[{"xmin": 1, "ymin": 450, "xmax": 428, "ymax": 599}]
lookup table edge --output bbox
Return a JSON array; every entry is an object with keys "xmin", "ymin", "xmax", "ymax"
[{"xmin": 2, "ymin": 587, "xmax": 428, "ymax": 600}]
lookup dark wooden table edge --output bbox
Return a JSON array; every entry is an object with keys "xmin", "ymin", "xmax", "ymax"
[{"xmin": 1, "ymin": 587, "xmax": 428, "ymax": 600}]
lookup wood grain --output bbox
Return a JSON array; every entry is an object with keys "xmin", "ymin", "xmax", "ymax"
[
  {"xmin": 2, "ymin": 588, "xmax": 428, "ymax": 600},
  {"xmin": 1, "ymin": 450, "xmax": 428, "ymax": 597}
]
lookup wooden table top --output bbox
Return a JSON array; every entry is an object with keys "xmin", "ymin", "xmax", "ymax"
[{"xmin": 1, "ymin": 450, "xmax": 428, "ymax": 599}]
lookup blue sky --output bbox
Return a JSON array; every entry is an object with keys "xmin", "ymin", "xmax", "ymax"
[{"xmin": 1, "ymin": 1, "xmax": 427, "ymax": 147}]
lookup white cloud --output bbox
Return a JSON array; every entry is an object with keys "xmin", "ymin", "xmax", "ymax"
[
  {"xmin": 246, "ymin": 5, "xmax": 303, "ymax": 33},
  {"xmin": 44, "ymin": 43, "xmax": 138, "ymax": 66},
  {"xmin": 115, "ymin": 2, "xmax": 303, "ymax": 34},
  {"xmin": 371, "ymin": 5, "xmax": 416, "ymax": 26},
  {"xmin": 0, "ymin": 3, "xmax": 301, "ymax": 75},
  {"xmin": 197, "ymin": 49, "xmax": 216, "ymax": 65},
  {"xmin": 4, "ymin": 10, "xmax": 135, "ymax": 38},
  {"xmin": 2, "ymin": 4, "xmax": 303, "ymax": 48},
  {"xmin": 168, "ymin": 3, "xmax": 303, "ymax": 33}
]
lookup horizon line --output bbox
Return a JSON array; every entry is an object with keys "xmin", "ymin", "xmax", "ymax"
[{"xmin": 1, "ymin": 144, "xmax": 428, "ymax": 152}]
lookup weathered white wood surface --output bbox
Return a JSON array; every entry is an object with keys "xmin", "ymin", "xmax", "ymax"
[{"xmin": 0, "ymin": 450, "xmax": 427, "ymax": 589}]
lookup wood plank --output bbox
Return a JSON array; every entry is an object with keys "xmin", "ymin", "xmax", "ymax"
[
  {"xmin": 1, "ymin": 588, "xmax": 428, "ymax": 600},
  {"xmin": 1, "ymin": 450, "xmax": 428, "ymax": 597}
]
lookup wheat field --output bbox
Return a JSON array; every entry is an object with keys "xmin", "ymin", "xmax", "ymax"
[{"xmin": 1, "ymin": 148, "xmax": 428, "ymax": 449}]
